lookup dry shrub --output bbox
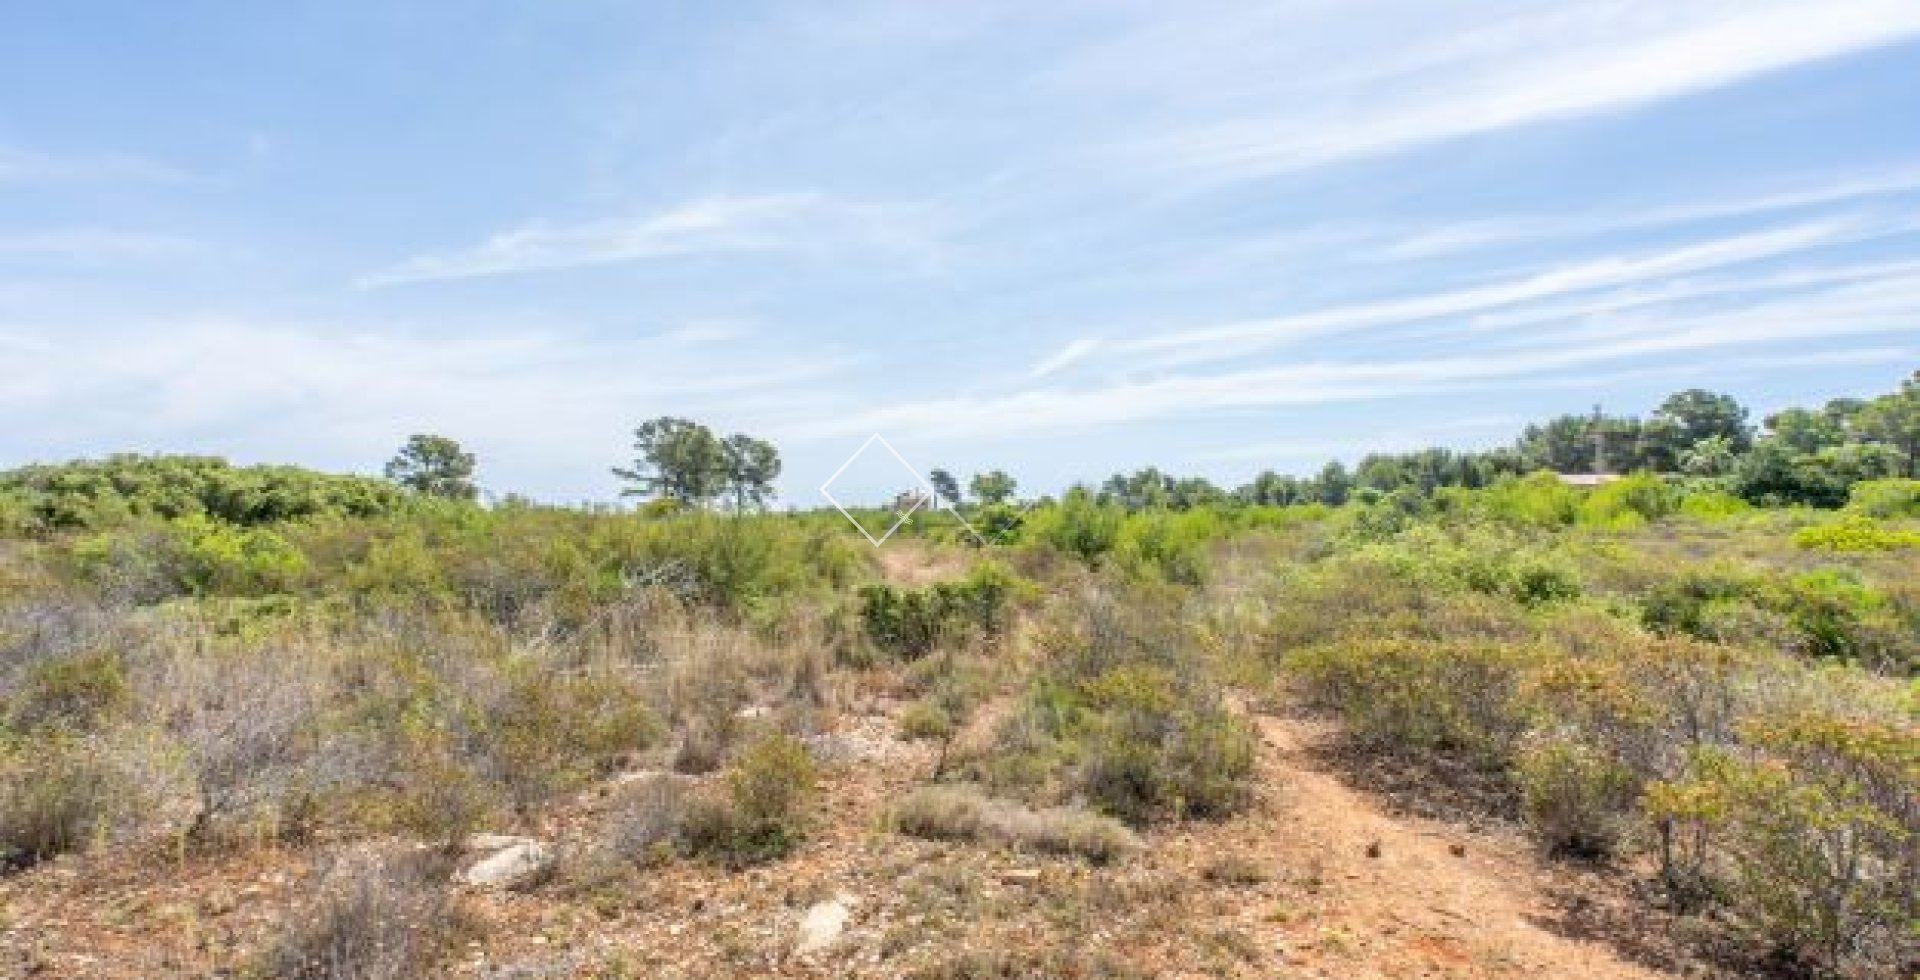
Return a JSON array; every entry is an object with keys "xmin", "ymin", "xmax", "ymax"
[
  {"xmin": 907, "ymin": 946, "xmax": 1152, "ymax": 980},
  {"xmin": 161, "ymin": 650, "xmax": 317, "ymax": 838},
  {"xmin": 479, "ymin": 665, "xmax": 661, "ymax": 813},
  {"xmin": 601, "ymin": 774, "xmax": 691, "ymax": 865},
  {"xmin": 677, "ymin": 731, "xmax": 816, "ymax": 867},
  {"xmin": 976, "ymin": 583, "xmax": 1255, "ymax": 827},
  {"xmin": 0, "ymin": 735, "xmax": 129, "ymax": 869},
  {"xmin": 897, "ymin": 699, "xmax": 956, "ymax": 741},
  {"xmin": 893, "ymin": 784, "xmax": 1139, "ymax": 865},
  {"xmin": 1514, "ymin": 732, "xmax": 1639, "ymax": 858},
  {"xmin": 1200, "ymin": 852, "xmax": 1271, "ymax": 886},
  {"xmin": 260, "ymin": 847, "xmax": 465, "ymax": 979}
]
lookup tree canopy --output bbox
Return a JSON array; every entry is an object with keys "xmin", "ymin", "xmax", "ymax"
[
  {"xmin": 968, "ymin": 470, "xmax": 1018, "ymax": 505},
  {"xmin": 384, "ymin": 434, "xmax": 478, "ymax": 500},
  {"xmin": 612, "ymin": 416, "xmax": 781, "ymax": 510}
]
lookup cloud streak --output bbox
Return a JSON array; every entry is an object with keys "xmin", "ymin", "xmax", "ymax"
[
  {"xmin": 360, "ymin": 193, "xmax": 942, "ymax": 288},
  {"xmin": 1118, "ymin": 1, "xmax": 1920, "ymax": 183},
  {"xmin": 812, "ymin": 263, "xmax": 1920, "ymax": 441},
  {"xmin": 1111, "ymin": 218, "xmax": 1867, "ymax": 366}
]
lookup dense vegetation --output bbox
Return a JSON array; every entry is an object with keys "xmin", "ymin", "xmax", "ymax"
[{"xmin": 1, "ymin": 379, "xmax": 1916, "ymax": 977}]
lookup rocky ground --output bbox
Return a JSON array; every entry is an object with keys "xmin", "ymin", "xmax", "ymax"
[{"xmin": 2, "ymin": 694, "xmax": 1725, "ymax": 979}]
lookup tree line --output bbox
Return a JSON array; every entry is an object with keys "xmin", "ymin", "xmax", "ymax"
[
  {"xmin": 4, "ymin": 371, "xmax": 1912, "ymax": 530},
  {"xmin": 1235, "ymin": 372, "xmax": 1917, "ymax": 509}
]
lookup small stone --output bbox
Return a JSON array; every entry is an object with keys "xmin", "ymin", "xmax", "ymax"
[
  {"xmin": 797, "ymin": 893, "xmax": 856, "ymax": 954},
  {"xmin": 1364, "ymin": 840, "xmax": 1381, "ymax": 859},
  {"xmin": 1449, "ymin": 842, "xmax": 1466, "ymax": 857},
  {"xmin": 457, "ymin": 841, "xmax": 554, "ymax": 889}
]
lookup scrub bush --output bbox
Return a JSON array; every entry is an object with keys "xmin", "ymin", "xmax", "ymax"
[
  {"xmin": 859, "ymin": 562, "xmax": 1014, "ymax": 659},
  {"xmin": 0, "ymin": 735, "xmax": 130, "ymax": 869},
  {"xmin": 1794, "ymin": 516, "xmax": 1920, "ymax": 552},
  {"xmin": 679, "ymin": 731, "xmax": 817, "ymax": 867},
  {"xmin": 1287, "ymin": 638, "xmax": 1537, "ymax": 764}
]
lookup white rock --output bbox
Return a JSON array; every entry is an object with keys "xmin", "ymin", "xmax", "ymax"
[
  {"xmin": 796, "ymin": 893, "xmax": 856, "ymax": 954},
  {"xmin": 458, "ymin": 841, "xmax": 554, "ymax": 889},
  {"xmin": 463, "ymin": 832, "xmax": 535, "ymax": 851}
]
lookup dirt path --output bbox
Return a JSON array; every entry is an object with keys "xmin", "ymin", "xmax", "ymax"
[{"xmin": 1249, "ymin": 713, "xmax": 1668, "ymax": 979}]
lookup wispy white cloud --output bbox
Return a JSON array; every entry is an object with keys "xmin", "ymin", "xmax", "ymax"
[
  {"xmin": 360, "ymin": 192, "xmax": 943, "ymax": 288},
  {"xmin": 1378, "ymin": 167, "xmax": 1920, "ymax": 259},
  {"xmin": 1117, "ymin": 1, "xmax": 1920, "ymax": 182},
  {"xmin": 1027, "ymin": 337, "xmax": 1101, "ymax": 379},
  {"xmin": 1200, "ymin": 415, "xmax": 1522, "ymax": 463},
  {"xmin": 806, "ymin": 264, "xmax": 1920, "ymax": 441},
  {"xmin": 1113, "ymin": 218, "xmax": 1863, "ymax": 366}
]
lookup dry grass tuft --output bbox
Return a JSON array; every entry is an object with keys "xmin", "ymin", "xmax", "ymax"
[{"xmin": 894, "ymin": 784, "xmax": 1140, "ymax": 865}]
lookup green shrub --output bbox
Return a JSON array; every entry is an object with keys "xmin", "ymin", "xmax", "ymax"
[
  {"xmin": 171, "ymin": 515, "xmax": 309, "ymax": 595},
  {"xmin": 1072, "ymin": 662, "xmax": 1254, "ymax": 823},
  {"xmin": 1515, "ymin": 733, "xmax": 1638, "ymax": 858},
  {"xmin": 1793, "ymin": 516, "xmax": 1920, "ymax": 552},
  {"xmin": 681, "ymin": 732, "xmax": 816, "ymax": 867},
  {"xmin": 975, "ymin": 587, "xmax": 1254, "ymax": 827},
  {"xmin": 859, "ymin": 562, "xmax": 1013, "ymax": 659},
  {"xmin": 1474, "ymin": 472, "xmax": 1580, "ymax": 527},
  {"xmin": 897, "ymin": 700, "xmax": 956, "ymax": 741},
  {"xmin": 1648, "ymin": 727, "xmax": 1916, "ymax": 976},
  {"xmin": 1845, "ymin": 478, "xmax": 1920, "ymax": 518},
  {"xmin": 1508, "ymin": 560, "xmax": 1581, "ymax": 605},
  {"xmin": 1676, "ymin": 488, "xmax": 1753, "ymax": 520},
  {"xmin": 1024, "ymin": 489, "xmax": 1124, "ymax": 563},
  {"xmin": 3, "ymin": 649, "xmax": 127, "ymax": 733},
  {"xmin": 1639, "ymin": 565, "xmax": 1762, "ymax": 638},
  {"xmin": 1577, "ymin": 473, "xmax": 1676, "ymax": 527},
  {"xmin": 1112, "ymin": 507, "xmax": 1218, "ymax": 584},
  {"xmin": 1774, "ymin": 569, "xmax": 1914, "ymax": 671},
  {"xmin": 1287, "ymin": 638, "xmax": 1537, "ymax": 764}
]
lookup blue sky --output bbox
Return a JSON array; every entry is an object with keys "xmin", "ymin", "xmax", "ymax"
[{"xmin": 3, "ymin": 2, "xmax": 1919, "ymax": 505}]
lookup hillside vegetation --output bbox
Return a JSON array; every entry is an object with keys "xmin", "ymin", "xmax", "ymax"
[{"xmin": 1, "ymin": 378, "xmax": 1916, "ymax": 979}]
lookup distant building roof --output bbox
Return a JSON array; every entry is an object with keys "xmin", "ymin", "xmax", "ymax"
[{"xmin": 1557, "ymin": 473, "xmax": 1624, "ymax": 487}]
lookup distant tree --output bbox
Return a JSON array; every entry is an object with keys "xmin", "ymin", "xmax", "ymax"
[
  {"xmin": 1101, "ymin": 467, "xmax": 1176, "ymax": 509},
  {"xmin": 969, "ymin": 470, "xmax": 1017, "ymax": 505},
  {"xmin": 1313, "ymin": 460, "xmax": 1352, "ymax": 505},
  {"xmin": 613, "ymin": 417, "xmax": 728, "ymax": 505},
  {"xmin": 1652, "ymin": 389, "xmax": 1752, "ymax": 454},
  {"xmin": 1735, "ymin": 440, "xmax": 1901, "ymax": 508},
  {"xmin": 1170, "ymin": 476, "xmax": 1224, "ymax": 509},
  {"xmin": 1679, "ymin": 434, "xmax": 1738, "ymax": 476},
  {"xmin": 1858, "ymin": 370, "xmax": 1920, "ymax": 477},
  {"xmin": 384, "ymin": 434, "xmax": 478, "ymax": 500},
  {"xmin": 1517, "ymin": 415, "xmax": 1599, "ymax": 472},
  {"xmin": 1764, "ymin": 407, "xmax": 1848, "ymax": 455},
  {"xmin": 721, "ymin": 434, "xmax": 782, "ymax": 511},
  {"xmin": 1240, "ymin": 470, "xmax": 1299, "ymax": 505},
  {"xmin": 927, "ymin": 468, "xmax": 962, "ymax": 508}
]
